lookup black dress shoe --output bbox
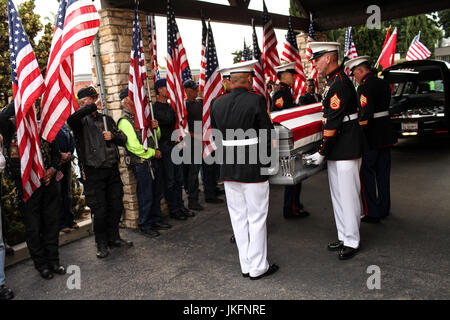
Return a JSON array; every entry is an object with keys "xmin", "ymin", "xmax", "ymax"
[
  {"xmin": 108, "ymin": 238, "xmax": 134, "ymax": 248},
  {"xmin": 242, "ymin": 273, "xmax": 249, "ymax": 278},
  {"xmin": 139, "ymin": 228, "xmax": 160, "ymax": 238},
  {"xmin": 184, "ymin": 210, "xmax": 196, "ymax": 218},
  {"xmin": 250, "ymin": 264, "xmax": 279, "ymax": 280},
  {"xmin": 338, "ymin": 246, "xmax": 359, "ymax": 260},
  {"xmin": 188, "ymin": 202, "xmax": 204, "ymax": 211},
  {"xmin": 230, "ymin": 235, "xmax": 236, "ymax": 243},
  {"xmin": 205, "ymin": 197, "xmax": 224, "ymax": 204},
  {"xmin": 96, "ymin": 242, "xmax": 109, "ymax": 259},
  {"xmin": 5, "ymin": 244, "xmax": 14, "ymax": 256},
  {"xmin": 50, "ymin": 264, "xmax": 66, "ymax": 275},
  {"xmin": 39, "ymin": 268, "xmax": 54, "ymax": 280},
  {"xmin": 327, "ymin": 240, "xmax": 344, "ymax": 251},
  {"xmin": 170, "ymin": 211, "xmax": 187, "ymax": 220},
  {"xmin": 284, "ymin": 210, "xmax": 309, "ymax": 219},
  {"xmin": 151, "ymin": 222, "xmax": 172, "ymax": 230},
  {"xmin": 0, "ymin": 285, "xmax": 14, "ymax": 300},
  {"xmin": 361, "ymin": 216, "xmax": 381, "ymax": 223}
]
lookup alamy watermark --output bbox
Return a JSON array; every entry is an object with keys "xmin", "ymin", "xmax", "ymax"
[
  {"xmin": 366, "ymin": 265, "xmax": 381, "ymax": 290},
  {"xmin": 66, "ymin": 265, "xmax": 81, "ymax": 290},
  {"xmin": 366, "ymin": 5, "xmax": 381, "ymax": 29}
]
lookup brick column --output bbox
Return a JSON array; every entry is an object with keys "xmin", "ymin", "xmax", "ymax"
[
  {"xmin": 90, "ymin": 8, "xmax": 159, "ymax": 229},
  {"xmin": 296, "ymin": 31, "xmax": 328, "ymax": 93}
]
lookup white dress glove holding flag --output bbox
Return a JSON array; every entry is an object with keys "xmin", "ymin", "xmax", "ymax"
[{"xmin": 304, "ymin": 152, "xmax": 325, "ymax": 166}]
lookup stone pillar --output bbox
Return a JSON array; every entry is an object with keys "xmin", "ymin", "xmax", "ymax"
[
  {"xmin": 296, "ymin": 31, "xmax": 328, "ymax": 93},
  {"xmin": 91, "ymin": 8, "xmax": 158, "ymax": 229}
]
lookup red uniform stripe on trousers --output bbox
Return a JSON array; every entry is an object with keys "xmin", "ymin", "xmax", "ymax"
[{"xmin": 291, "ymin": 185, "xmax": 297, "ymax": 214}]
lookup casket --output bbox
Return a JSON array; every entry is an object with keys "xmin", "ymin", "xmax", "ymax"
[{"xmin": 269, "ymin": 102, "xmax": 326, "ymax": 185}]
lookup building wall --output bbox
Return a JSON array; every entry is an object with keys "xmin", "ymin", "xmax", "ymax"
[{"xmin": 91, "ymin": 8, "xmax": 159, "ymax": 229}]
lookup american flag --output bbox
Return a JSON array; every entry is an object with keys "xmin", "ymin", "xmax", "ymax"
[
  {"xmin": 129, "ymin": 1, "xmax": 152, "ymax": 150},
  {"xmin": 167, "ymin": 0, "xmax": 192, "ymax": 138},
  {"xmin": 202, "ymin": 22, "xmax": 221, "ymax": 159},
  {"xmin": 281, "ymin": 17, "xmax": 306, "ymax": 104},
  {"xmin": 252, "ymin": 19, "xmax": 268, "ymax": 108},
  {"xmin": 305, "ymin": 14, "xmax": 318, "ymax": 91},
  {"xmin": 40, "ymin": 0, "xmax": 100, "ymax": 143},
  {"xmin": 242, "ymin": 39, "xmax": 252, "ymax": 61},
  {"xmin": 262, "ymin": 1, "xmax": 280, "ymax": 81},
  {"xmin": 344, "ymin": 27, "xmax": 358, "ymax": 79},
  {"xmin": 345, "ymin": 27, "xmax": 358, "ymax": 59},
  {"xmin": 146, "ymin": 14, "xmax": 160, "ymax": 81},
  {"xmin": 199, "ymin": 16, "xmax": 207, "ymax": 92},
  {"xmin": 7, "ymin": 0, "xmax": 45, "ymax": 201},
  {"xmin": 271, "ymin": 103, "xmax": 323, "ymax": 149},
  {"xmin": 406, "ymin": 32, "xmax": 431, "ymax": 61}
]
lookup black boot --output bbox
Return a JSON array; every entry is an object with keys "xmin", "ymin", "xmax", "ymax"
[
  {"xmin": 0, "ymin": 285, "xmax": 14, "ymax": 300},
  {"xmin": 96, "ymin": 242, "xmax": 109, "ymax": 259}
]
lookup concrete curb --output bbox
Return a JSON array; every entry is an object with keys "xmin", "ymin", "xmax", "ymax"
[{"xmin": 5, "ymin": 219, "xmax": 93, "ymax": 268}]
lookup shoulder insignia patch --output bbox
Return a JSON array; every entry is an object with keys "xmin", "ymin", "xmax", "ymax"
[
  {"xmin": 275, "ymin": 97, "xmax": 284, "ymax": 108},
  {"xmin": 330, "ymin": 93, "xmax": 341, "ymax": 110},
  {"xmin": 360, "ymin": 94, "xmax": 367, "ymax": 107},
  {"xmin": 324, "ymin": 129, "xmax": 336, "ymax": 137}
]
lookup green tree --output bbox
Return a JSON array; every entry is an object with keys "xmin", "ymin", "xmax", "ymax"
[
  {"xmin": 289, "ymin": 0, "xmax": 306, "ymax": 19},
  {"xmin": 0, "ymin": 0, "xmax": 53, "ymax": 106},
  {"xmin": 435, "ymin": 9, "xmax": 450, "ymax": 37},
  {"xmin": 231, "ymin": 47, "xmax": 254, "ymax": 64},
  {"xmin": 390, "ymin": 15, "xmax": 443, "ymax": 58}
]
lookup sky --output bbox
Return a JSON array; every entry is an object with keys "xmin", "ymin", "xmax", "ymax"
[{"xmin": 16, "ymin": 0, "xmax": 292, "ymax": 75}]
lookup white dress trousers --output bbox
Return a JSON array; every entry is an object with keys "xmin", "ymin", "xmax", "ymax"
[
  {"xmin": 224, "ymin": 181, "xmax": 270, "ymax": 278},
  {"xmin": 327, "ymin": 158, "xmax": 362, "ymax": 249}
]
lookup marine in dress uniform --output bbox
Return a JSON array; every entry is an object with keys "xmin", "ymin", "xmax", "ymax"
[
  {"xmin": 305, "ymin": 42, "xmax": 368, "ymax": 260},
  {"xmin": 211, "ymin": 60, "xmax": 279, "ymax": 279},
  {"xmin": 271, "ymin": 62, "xmax": 310, "ymax": 219},
  {"xmin": 344, "ymin": 56, "xmax": 398, "ymax": 223}
]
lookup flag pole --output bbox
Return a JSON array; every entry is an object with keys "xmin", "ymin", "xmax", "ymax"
[
  {"xmin": 92, "ymin": 0, "xmax": 108, "ymax": 132},
  {"xmin": 140, "ymin": 8, "xmax": 159, "ymax": 149},
  {"xmin": 375, "ymin": 27, "xmax": 396, "ymax": 69}
]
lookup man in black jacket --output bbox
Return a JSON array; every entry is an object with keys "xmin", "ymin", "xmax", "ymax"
[
  {"xmin": 54, "ymin": 124, "xmax": 77, "ymax": 232},
  {"xmin": 1, "ymin": 102, "xmax": 66, "ymax": 279},
  {"xmin": 153, "ymin": 79, "xmax": 194, "ymax": 221},
  {"xmin": 67, "ymin": 87, "xmax": 132, "ymax": 259},
  {"xmin": 0, "ymin": 105, "xmax": 14, "ymax": 298},
  {"xmin": 299, "ymin": 79, "xmax": 322, "ymax": 106}
]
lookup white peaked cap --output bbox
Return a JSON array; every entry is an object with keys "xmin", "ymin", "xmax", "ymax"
[
  {"xmin": 275, "ymin": 62, "xmax": 297, "ymax": 73},
  {"xmin": 308, "ymin": 42, "xmax": 341, "ymax": 61},
  {"xmin": 344, "ymin": 56, "xmax": 370, "ymax": 70},
  {"xmin": 228, "ymin": 60, "xmax": 258, "ymax": 74},
  {"xmin": 218, "ymin": 67, "xmax": 231, "ymax": 77}
]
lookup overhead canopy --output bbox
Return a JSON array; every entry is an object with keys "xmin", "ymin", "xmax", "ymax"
[{"xmin": 101, "ymin": 0, "xmax": 450, "ymax": 31}]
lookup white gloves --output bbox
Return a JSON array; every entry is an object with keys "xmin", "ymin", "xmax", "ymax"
[
  {"xmin": 304, "ymin": 152, "xmax": 325, "ymax": 166},
  {"xmin": 0, "ymin": 139, "xmax": 5, "ymax": 172},
  {"xmin": 0, "ymin": 152, "xmax": 5, "ymax": 172}
]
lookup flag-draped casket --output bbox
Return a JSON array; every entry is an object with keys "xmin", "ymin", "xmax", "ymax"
[{"xmin": 269, "ymin": 102, "xmax": 326, "ymax": 185}]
